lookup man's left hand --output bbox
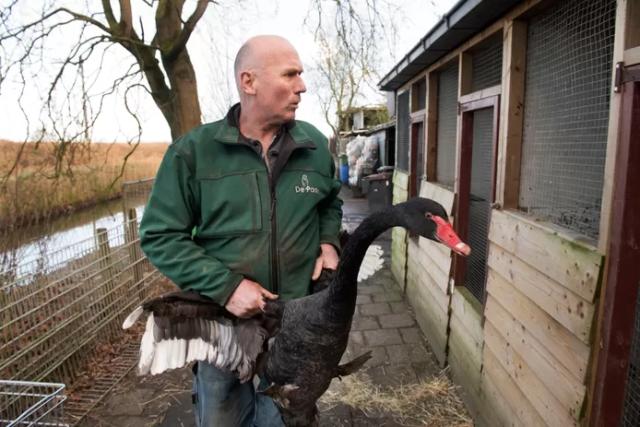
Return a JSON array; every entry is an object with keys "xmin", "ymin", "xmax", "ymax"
[{"xmin": 312, "ymin": 243, "xmax": 339, "ymax": 280}]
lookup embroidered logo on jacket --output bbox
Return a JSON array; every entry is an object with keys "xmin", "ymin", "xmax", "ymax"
[{"xmin": 295, "ymin": 174, "xmax": 319, "ymax": 193}]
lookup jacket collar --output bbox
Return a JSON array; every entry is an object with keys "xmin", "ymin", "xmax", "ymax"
[{"xmin": 214, "ymin": 103, "xmax": 315, "ymax": 147}]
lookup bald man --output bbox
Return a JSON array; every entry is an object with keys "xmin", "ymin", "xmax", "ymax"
[{"xmin": 140, "ymin": 35, "xmax": 343, "ymax": 426}]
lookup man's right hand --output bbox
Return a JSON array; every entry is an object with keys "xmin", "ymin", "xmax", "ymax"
[{"xmin": 225, "ymin": 278, "xmax": 278, "ymax": 318}]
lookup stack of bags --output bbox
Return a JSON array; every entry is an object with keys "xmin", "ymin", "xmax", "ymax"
[{"xmin": 345, "ymin": 136, "xmax": 378, "ymax": 186}]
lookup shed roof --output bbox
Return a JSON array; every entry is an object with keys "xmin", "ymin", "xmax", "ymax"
[{"xmin": 378, "ymin": 0, "xmax": 522, "ymax": 91}]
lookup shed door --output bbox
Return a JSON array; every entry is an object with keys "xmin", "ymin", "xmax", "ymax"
[
  {"xmin": 454, "ymin": 96, "xmax": 499, "ymax": 303},
  {"xmin": 620, "ymin": 72, "xmax": 640, "ymax": 426}
]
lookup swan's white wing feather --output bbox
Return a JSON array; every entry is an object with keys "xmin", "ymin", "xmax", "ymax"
[
  {"xmin": 134, "ymin": 312, "xmax": 269, "ymax": 382},
  {"xmin": 357, "ymin": 244, "xmax": 385, "ymax": 282},
  {"xmin": 138, "ymin": 314, "xmax": 156, "ymax": 374},
  {"xmin": 122, "ymin": 306, "xmax": 144, "ymax": 329}
]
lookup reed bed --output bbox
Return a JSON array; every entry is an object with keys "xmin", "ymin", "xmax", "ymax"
[{"xmin": 0, "ymin": 140, "xmax": 167, "ymax": 229}]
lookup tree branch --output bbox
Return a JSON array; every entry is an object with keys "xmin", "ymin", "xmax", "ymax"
[
  {"xmin": 0, "ymin": 7, "xmax": 115, "ymax": 47},
  {"xmin": 101, "ymin": 0, "xmax": 118, "ymax": 31},
  {"xmin": 119, "ymin": 0, "xmax": 133, "ymax": 36},
  {"xmin": 164, "ymin": 0, "xmax": 210, "ymax": 61}
]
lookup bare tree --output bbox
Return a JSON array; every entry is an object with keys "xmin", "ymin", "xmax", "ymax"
[
  {"xmin": 0, "ymin": 0, "xmax": 400, "ymax": 173},
  {"xmin": 0, "ymin": 1, "xmax": 211, "ymax": 145},
  {"xmin": 196, "ymin": 3, "xmax": 240, "ymax": 120},
  {"xmin": 0, "ymin": 0, "xmax": 219, "ymax": 231},
  {"xmin": 306, "ymin": 0, "xmax": 400, "ymax": 146}
]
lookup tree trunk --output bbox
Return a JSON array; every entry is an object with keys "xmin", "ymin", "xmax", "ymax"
[
  {"xmin": 162, "ymin": 50, "xmax": 202, "ymax": 140},
  {"xmin": 154, "ymin": 0, "xmax": 204, "ymax": 140}
]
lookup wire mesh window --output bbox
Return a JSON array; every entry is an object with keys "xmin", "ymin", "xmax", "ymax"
[
  {"xmin": 518, "ymin": 0, "xmax": 616, "ymax": 240},
  {"xmin": 464, "ymin": 108, "xmax": 494, "ymax": 302},
  {"xmin": 471, "ymin": 33, "xmax": 503, "ymax": 92},
  {"xmin": 396, "ymin": 91, "xmax": 410, "ymax": 172},
  {"xmin": 436, "ymin": 62, "xmax": 458, "ymax": 188},
  {"xmin": 622, "ymin": 288, "xmax": 640, "ymax": 426},
  {"xmin": 412, "ymin": 78, "xmax": 426, "ymax": 111}
]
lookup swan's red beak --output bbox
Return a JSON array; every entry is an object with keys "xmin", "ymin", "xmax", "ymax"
[{"xmin": 428, "ymin": 214, "xmax": 471, "ymax": 256}]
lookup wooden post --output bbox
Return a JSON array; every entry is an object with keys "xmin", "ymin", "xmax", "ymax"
[
  {"xmin": 497, "ymin": 19, "xmax": 527, "ymax": 209},
  {"xmin": 459, "ymin": 52, "xmax": 473, "ymax": 97},
  {"xmin": 599, "ymin": 0, "xmax": 640, "ymax": 252},
  {"xmin": 126, "ymin": 209, "xmax": 144, "ymax": 301}
]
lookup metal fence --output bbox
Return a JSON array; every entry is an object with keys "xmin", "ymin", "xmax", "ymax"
[
  {"xmin": 0, "ymin": 210, "xmax": 159, "ymax": 383},
  {"xmin": 396, "ymin": 91, "xmax": 410, "ymax": 172},
  {"xmin": 471, "ymin": 32, "xmax": 503, "ymax": 92},
  {"xmin": 464, "ymin": 108, "xmax": 495, "ymax": 303},
  {"xmin": 0, "ymin": 179, "xmax": 161, "ymax": 423},
  {"xmin": 122, "ymin": 178, "xmax": 153, "ymax": 212},
  {"xmin": 518, "ymin": 0, "xmax": 616, "ymax": 240},
  {"xmin": 436, "ymin": 61, "xmax": 458, "ymax": 188}
]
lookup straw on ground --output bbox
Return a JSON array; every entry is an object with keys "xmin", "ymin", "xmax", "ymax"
[{"xmin": 321, "ymin": 370, "xmax": 472, "ymax": 426}]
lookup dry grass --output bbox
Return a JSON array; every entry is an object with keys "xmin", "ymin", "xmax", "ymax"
[
  {"xmin": 0, "ymin": 140, "xmax": 168, "ymax": 229},
  {"xmin": 321, "ymin": 371, "xmax": 472, "ymax": 426}
]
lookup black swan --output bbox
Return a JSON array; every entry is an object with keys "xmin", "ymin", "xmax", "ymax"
[{"xmin": 123, "ymin": 197, "xmax": 470, "ymax": 426}]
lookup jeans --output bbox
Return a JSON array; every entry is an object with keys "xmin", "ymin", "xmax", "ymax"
[{"xmin": 193, "ymin": 362, "xmax": 284, "ymax": 427}]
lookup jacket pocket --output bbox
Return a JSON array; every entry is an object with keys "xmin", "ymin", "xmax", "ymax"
[{"xmin": 198, "ymin": 172, "xmax": 263, "ymax": 236}]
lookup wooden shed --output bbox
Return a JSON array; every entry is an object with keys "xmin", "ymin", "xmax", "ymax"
[{"xmin": 378, "ymin": 0, "xmax": 640, "ymax": 425}]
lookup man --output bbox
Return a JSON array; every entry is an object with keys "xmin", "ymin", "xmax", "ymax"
[{"xmin": 139, "ymin": 35, "xmax": 343, "ymax": 426}]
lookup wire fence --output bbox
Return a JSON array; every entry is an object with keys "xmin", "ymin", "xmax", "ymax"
[
  {"xmin": 436, "ymin": 61, "xmax": 458, "ymax": 189},
  {"xmin": 122, "ymin": 178, "xmax": 153, "ymax": 212},
  {"xmin": 0, "ymin": 179, "xmax": 162, "ymax": 424},
  {"xmin": 396, "ymin": 91, "xmax": 410, "ymax": 172},
  {"xmin": 471, "ymin": 32, "xmax": 503, "ymax": 92},
  {"xmin": 463, "ymin": 107, "xmax": 495, "ymax": 303},
  {"xmin": 518, "ymin": 0, "xmax": 616, "ymax": 240}
]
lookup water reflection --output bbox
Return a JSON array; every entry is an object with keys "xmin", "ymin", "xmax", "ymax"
[{"xmin": 0, "ymin": 198, "xmax": 146, "ymax": 282}]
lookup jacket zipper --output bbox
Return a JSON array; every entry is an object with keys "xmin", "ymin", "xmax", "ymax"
[
  {"xmin": 269, "ymin": 188, "xmax": 278, "ymax": 294},
  {"xmin": 263, "ymin": 151, "xmax": 279, "ymax": 294},
  {"xmin": 254, "ymin": 138, "xmax": 314, "ymax": 295}
]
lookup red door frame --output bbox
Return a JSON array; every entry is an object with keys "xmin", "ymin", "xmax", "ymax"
[
  {"xmin": 452, "ymin": 95, "xmax": 500, "ymax": 296},
  {"xmin": 589, "ymin": 67, "xmax": 640, "ymax": 426}
]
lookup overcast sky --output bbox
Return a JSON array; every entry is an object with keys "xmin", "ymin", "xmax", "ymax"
[{"xmin": 0, "ymin": 0, "xmax": 457, "ymax": 142}]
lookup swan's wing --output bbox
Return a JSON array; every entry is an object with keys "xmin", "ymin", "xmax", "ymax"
[
  {"xmin": 136, "ymin": 311, "xmax": 271, "ymax": 382},
  {"xmin": 122, "ymin": 292, "xmax": 281, "ymax": 383},
  {"xmin": 357, "ymin": 244, "xmax": 384, "ymax": 282}
]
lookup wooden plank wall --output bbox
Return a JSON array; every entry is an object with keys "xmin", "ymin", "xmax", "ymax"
[
  {"xmin": 390, "ymin": 171, "xmax": 409, "ymax": 289},
  {"xmin": 449, "ymin": 287, "xmax": 484, "ymax": 418},
  {"xmin": 405, "ymin": 181, "xmax": 455, "ymax": 366},
  {"xmin": 388, "ymin": 2, "xmax": 617, "ymax": 425},
  {"xmin": 481, "ymin": 210, "xmax": 604, "ymax": 426}
]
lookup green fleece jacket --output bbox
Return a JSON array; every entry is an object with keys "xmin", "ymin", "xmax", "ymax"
[{"xmin": 139, "ymin": 109, "xmax": 343, "ymax": 304}]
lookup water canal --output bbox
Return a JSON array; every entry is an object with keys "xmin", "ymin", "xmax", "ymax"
[{"xmin": 0, "ymin": 196, "xmax": 147, "ymax": 281}]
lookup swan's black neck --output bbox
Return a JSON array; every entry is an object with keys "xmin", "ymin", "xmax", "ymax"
[{"xmin": 327, "ymin": 206, "xmax": 405, "ymax": 316}]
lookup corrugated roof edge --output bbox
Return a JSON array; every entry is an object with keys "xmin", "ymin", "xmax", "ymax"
[
  {"xmin": 378, "ymin": 0, "xmax": 522, "ymax": 91},
  {"xmin": 339, "ymin": 120, "xmax": 395, "ymax": 137}
]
